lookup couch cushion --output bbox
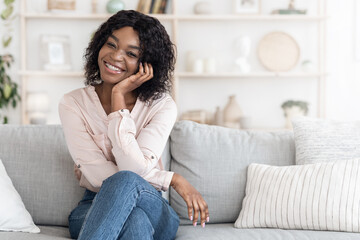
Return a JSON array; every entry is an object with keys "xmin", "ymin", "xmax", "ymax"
[
  {"xmin": 176, "ymin": 224, "xmax": 360, "ymax": 240},
  {"xmin": 0, "ymin": 125, "xmax": 84, "ymax": 227},
  {"xmin": 0, "ymin": 225, "xmax": 70, "ymax": 240},
  {"xmin": 292, "ymin": 117, "xmax": 360, "ymax": 165},
  {"xmin": 169, "ymin": 121, "xmax": 295, "ymax": 224}
]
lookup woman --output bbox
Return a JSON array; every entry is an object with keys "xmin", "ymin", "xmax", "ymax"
[{"xmin": 59, "ymin": 10, "xmax": 209, "ymax": 240}]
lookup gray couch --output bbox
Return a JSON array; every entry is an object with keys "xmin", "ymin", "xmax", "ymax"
[{"xmin": 0, "ymin": 121, "xmax": 360, "ymax": 240}]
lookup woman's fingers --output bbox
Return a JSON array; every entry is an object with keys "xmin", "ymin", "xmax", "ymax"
[
  {"xmin": 138, "ymin": 62, "xmax": 153, "ymax": 83},
  {"xmin": 139, "ymin": 62, "xmax": 145, "ymax": 75},
  {"xmin": 199, "ymin": 200, "xmax": 208, "ymax": 227},
  {"xmin": 188, "ymin": 196, "xmax": 209, "ymax": 227},
  {"xmin": 186, "ymin": 200, "xmax": 193, "ymax": 221},
  {"xmin": 192, "ymin": 200, "xmax": 200, "ymax": 226}
]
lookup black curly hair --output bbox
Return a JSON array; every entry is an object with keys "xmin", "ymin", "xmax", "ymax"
[{"xmin": 84, "ymin": 10, "xmax": 176, "ymax": 102}]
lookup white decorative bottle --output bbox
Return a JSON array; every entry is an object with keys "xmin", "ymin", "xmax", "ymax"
[
  {"xmin": 213, "ymin": 106, "xmax": 223, "ymax": 126},
  {"xmin": 223, "ymin": 95, "xmax": 243, "ymax": 129}
]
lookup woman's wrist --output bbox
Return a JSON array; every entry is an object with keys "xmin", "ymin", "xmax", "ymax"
[
  {"xmin": 111, "ymin": 91, "xmax": 127, "ymax": 112},
  {"xmin": 170, "ymin": 173, "xmax": 183, "ymax": 188},
  {"xmin": 170, "ymin": 173, "xmax": 178, "ymax": 187}
]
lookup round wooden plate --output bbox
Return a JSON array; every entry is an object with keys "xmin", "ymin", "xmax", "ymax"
[{"xmin": 257, "ymin": 31, "xmax": 300, "ymax": 72}]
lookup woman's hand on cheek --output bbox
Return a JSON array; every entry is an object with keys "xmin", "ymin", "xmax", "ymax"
[
  {"xmin": 112, "ymin": 62, "xmax": 153, "ymax": 95},
  {"xmin": 170, "ymin": 173, "xmax": 210, "ymax": 227}
]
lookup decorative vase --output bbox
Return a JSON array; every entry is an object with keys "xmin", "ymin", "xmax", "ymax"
[
  {"xmin": 92, "ymin": 0, "xmax": 97, "ymax": 13},
  {"xmin": 223, "ymin": 95, "xmax": 243, "ymax": 129},
  {"xmin": 214, "ymin": 106, "xmax": 223, "ymax": 126},
  {"xmin": 106, "ymin": 0, "xmax": 125, "ymax": 14}
]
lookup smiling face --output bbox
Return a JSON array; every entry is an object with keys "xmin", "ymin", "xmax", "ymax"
[{"xmin": 98, "ymin": 27, "xmax": 141, "ymax": 85}]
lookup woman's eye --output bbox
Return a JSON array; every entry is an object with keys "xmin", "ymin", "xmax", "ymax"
[
  {"xmin": 107, "ymin": 42, "xmax": 116, "ymax": 48},
  {"xmin": 127, "ymin": 52, "xmax": 137, "ymax": 58}
]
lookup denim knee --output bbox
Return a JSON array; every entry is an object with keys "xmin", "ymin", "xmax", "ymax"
[{"xmin": 119, "ymin": 207, "xmax": 154, "ymax": 239}]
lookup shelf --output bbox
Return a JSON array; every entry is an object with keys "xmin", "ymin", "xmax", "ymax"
[
  {"xmin": 19, "ymin": 71, "xmax": 84, "ymax": 77},
  {"xmin": 176, "ymin": 72, "xmax": 326, "ymax": 78},
  {"xmin": 19, "ymin": 71, "xmax": 326, "ymax": 78},
  {"xmin": 23, "ymin": 13, "xmax": 327, "ymax": 21},
  {"xmin": 176, "ymin": 14, "xmax": 328, "ymax": 21},
  {"xmin": 23, "ymin": 13, "xmax": 175, "ymax": 20}
]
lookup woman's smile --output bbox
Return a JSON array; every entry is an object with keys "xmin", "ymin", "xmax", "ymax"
[{"xmin": 103, "ymin": 60, "xmax": 125, "ymax": 74}]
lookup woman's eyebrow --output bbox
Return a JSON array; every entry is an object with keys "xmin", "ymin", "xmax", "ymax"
[
  {"xmin": 129, "ymin": 45, "xmax": 141, "ymax": 50},
  {"xmin": 109, "ymin": 34, "xmax": 119, "ymax": 42}
]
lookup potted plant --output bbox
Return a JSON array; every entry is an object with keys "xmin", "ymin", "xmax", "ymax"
[
  {"xmin": 0, "ymin": 0, "xmax": 20, "ymax": 124},
  {"xmin": 281, "ymin": 100, "xmax": 308, "ymax": 129}
]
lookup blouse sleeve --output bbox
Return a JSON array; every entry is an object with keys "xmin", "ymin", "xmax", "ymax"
[
  {"xmin": 107, "ymin": 97, "xmax": 177, "ymax": 191},
  {"xmin": 59, "ymin": 96, "xmax": 118, "ymax": 192}
]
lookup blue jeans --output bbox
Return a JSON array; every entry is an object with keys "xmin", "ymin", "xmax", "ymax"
[{"xmin": 68, "ymin": 171, "xmax": 179, "ymax": 240}]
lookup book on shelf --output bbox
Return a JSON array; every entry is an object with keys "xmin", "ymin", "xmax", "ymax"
[
  {"xmin": 158, "ymin": 0, "xmax": 169, "ymax": 14},
  {"xmin": 151, "ymin": 0, "xmax": 162, "ymax": 14},
  {"xmin": 136, "ymin": 0, "xmax": 169, "ymax": 14}
]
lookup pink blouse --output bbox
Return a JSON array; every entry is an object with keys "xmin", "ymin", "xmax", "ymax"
[{"xmin": 58, "ymin": 85, "xmax": 177, "ymax": 193}]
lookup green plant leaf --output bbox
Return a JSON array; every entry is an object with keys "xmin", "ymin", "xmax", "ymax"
[
  {"xmin": 1, "ymin": 6, "xmax": 13, "ymax": 20},
  {"xmin": 2, "ymin": 36, "xmax": 12, "ymax": 48},
  {"xmin": 3, "ymin": 83, "xmax": 12, "ymax": 99},
  {"xmin": 12, "ymin": 99, "xmax": 16, "ymax": 108},
  {"xmin": 5, "ymin": 0, "xmax": 15, "ymax": 5}
]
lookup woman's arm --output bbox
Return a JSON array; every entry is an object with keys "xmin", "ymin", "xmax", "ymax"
[
  {"xmin": 106, "ymin": 62, "xmax": 176, "ymax": 190},
  {"xmin": 59, "ymin": 96, "xmax": 118, "ymax": 191}
]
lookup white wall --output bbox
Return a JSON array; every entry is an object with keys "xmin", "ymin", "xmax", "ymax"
[
  {"xmin": 1, "ymin": 0, "xmax": 359, "ymax": 126},
  {"xmin": 326, "ymin": 0, "xmax": 360, "ymax": 121}
]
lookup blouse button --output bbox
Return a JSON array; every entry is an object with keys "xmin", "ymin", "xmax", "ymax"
[
  {"xmin": 151, "ymin": 156, "xmax": 155, "ymax": 159},
  {"xmin": 120, "ymin": 109, "xmax": 124, "ymax": 112},
  {"xmin": 77, "ymin": 164, "xmax": 81, "ymax": 168}
]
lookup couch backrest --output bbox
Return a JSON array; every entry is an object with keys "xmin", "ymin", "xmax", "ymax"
[
  {"xmin": 169, "ymin": 121, "xmax": 295, "ymax": 224},
  {"xmin": 0, "ymin": 125, "xmax": 84, "ymax": 227}
]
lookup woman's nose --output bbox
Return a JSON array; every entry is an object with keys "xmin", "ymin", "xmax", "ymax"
[{"xmin": 111, "ymin": 49, "xmax": 125, "ymax": 61}]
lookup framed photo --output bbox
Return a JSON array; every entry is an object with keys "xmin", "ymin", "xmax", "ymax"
[
  {"xmin": 40, "ymin": 35, "xmax": 72, "ymax": 71},
  {"xmin": 234, "ymin": 0, "xmax": 261, "ymax": 14},
  {"xmin": 48, "ymin": 0, "xmax": 75, "ymax": 11}
]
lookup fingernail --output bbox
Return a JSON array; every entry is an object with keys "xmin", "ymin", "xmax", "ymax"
[
  {"xmin": 193, "ymin": 222, "xmax": 197, "ymax": 227},
  {"xmin": 202, "ymin": 222, "xmax": 205, "ymax": 228},
  {"xmin": 206, "ymin": 217, "xmax": 209, "ymax": 222},
  {"xmin": 190, "ymin": 216, "xmax": 193, "ymax": 221}
]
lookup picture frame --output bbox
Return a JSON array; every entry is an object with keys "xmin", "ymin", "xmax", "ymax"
[
  {"xmin": 234, "ymin": 0, "xmax": 261, "ymax": 14},
  {"xmin": 48, "ymin": 0, "xmax": 76, "ymax": 11},
  {"xmin": 40, "ymin": 35, "xmax": 72, "ymax": 71}
]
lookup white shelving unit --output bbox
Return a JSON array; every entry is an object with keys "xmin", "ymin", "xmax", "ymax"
[{"xmin": 19, "ymin": 0, "xmax": 327, "ymax": 125}]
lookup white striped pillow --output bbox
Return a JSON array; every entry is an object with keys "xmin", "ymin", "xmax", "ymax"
[{"xmin": 235, "ymin": 158, "xmax": 360, "ymax": 232}]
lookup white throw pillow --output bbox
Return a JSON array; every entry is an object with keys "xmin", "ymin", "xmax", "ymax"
[
  {"xmin": 235, "ymin": 158, "xmax": 360, "ymax": 232},
  {"xmin": 0, "ymin": 159, "xmax": 40, "ymax": 233},
  {"xmin": 292, "ymin": 117, "xmax": 360, "ymax": 165}
]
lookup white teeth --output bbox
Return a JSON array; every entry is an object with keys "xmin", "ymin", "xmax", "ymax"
[{"xmin": 105, "ymin": 63, "xmax": 121, "ymax": 71}]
